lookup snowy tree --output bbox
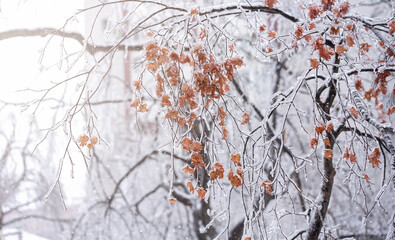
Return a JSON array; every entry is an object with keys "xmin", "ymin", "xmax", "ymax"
[{"xmin": 0, "ymin": 0, "xmax": 394, "ymax": 239}]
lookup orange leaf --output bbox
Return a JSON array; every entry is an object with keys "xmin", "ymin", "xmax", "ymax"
[
  {"xmin": 178, "ymin": 117, "xmax": 186, "ymax": 127},
  {"xmin": 241, "ymin": 112, "xmax": 250, "ymax": 125},
  {"xmin": 310, "ymin": 138, "xmax": 318, "ymax": 149},
  {"xmin": 260, "ymin": 179, "xmax": 273, "ymax": 195},
  {"xmin": 268, "ymin": 31, "xmax": 277, "ymax": 38},
  {"xmin": 191, "ymin": 141, "xmax": 203, "ymax": 152},
  {"xmin": 355, "ymin": 79, "xmax": 363, "ymax": 92},
  {"xmin": 145, "ymin": 41, "xmax": 159, "ymax": 61},
  {"xmin": 199, "ymin": 28, "xmax": 207, "ymax": 40},
  {"xmin": 333, "ymin": 1, "xmax": 350, "ymax": 18},
  {"xmin": 315, "ymin": 123, "xmax": 326, "ymax": 135},
  {"xmin": 363, "ymin": 174, "xmax": 370, "ymax": 182},
  {"xmin": 346, "ymin": 35, "xmax": 355, "ymax": 47},
  {"xmin": 222, "ymin": 128, "xmax": 228, "ymax": 141},
  {"xmin": 308, "ymin": 5, "xmax": 323, "ymax": 20},
  {"xmin": 309, "ymin": 58, "xmax": 320, "ymax": 69},
  {"xmin": 134, "ymin": 80, "xmax": 142, "ymax": 90},
  {"xmin": 197, "ymin": 187, "xmax": 206, "ymax": 199},
  {"xmin": 187, "ymin": 181, "xmax": 195, "ymax": 193},
  {"xmin": 324, "ymin": 149, "xmax": 333, "ymax": 159},
  {"xmin": 360, "ymin": 43, "xmax": 371, "ymax": 52},
  {"xmin": 264, "ymin": 0, "xmax": 278, "ymax": 8},
  {"xmin": 210, "ymin": 163, "xmax": 224, "ymax": 180},
  {"xmin": 349, "ymin": 107, "xmax": 359, "ymax": 118},
  {"xmin": 168, "ymin": 198, "xmax": 177, "ymax": 205},
  {"xmin": 165, "ymin": 109, "xmax": 178, "ymax": 120},
  {"xmin": 343, "ymin": 147, "xmax": 350, "ymax": 159},
  {"xmin": 181, "ymin": 138, "xmax": 193, "ymax": 151},
  {"xmin": 183, "ymin": 165, "xmax": 195, "ymax": 175},
  {"xmin": 335, "ymin": 45, "xmax": 347, "ymax": 55},
  {"xmin": 349, "ymin": 153, "xmax": 357, "ymax": 163},
  {"xmin": 79, "ymin": 135, "xmax": 89, "ymax": 147},
  {"xmin": 161, "ymin": 94, "xmax": 172, "ymax": 107},
  {"xmin": 190, "ymin": 8, "xmax": 199, "ymax": 16},
  {"xmin": 368, "ymin": 148, "xmax": 381, "ymax": 168},
  {"xmin": 146, "ymin": 62, "xmax": 159, "ymax": 73},
  {"xmin": 326, "ymin": 123, "xmax": 334, "ymax": 132},
  {"xmin": 389, "ymin": 20, "xmax": 395, "ymax": 35},
  {"xmin": 130, "ymin": 99, "xmax": 140, "ymax": 108},
  {"xmin": 309, "ymin": 23, "xmax": 316, "ymax": 30},
  {"xmin": 231, "ymin": 153, "xmax": 241, "ymax": 166},
  {"xmin": 295, "ymin": 25, "xmax": 304, "ymax": 39},
  {"xmin": 191, "ymin": 153, "xmax": 205, "ymax": 169},
  {"xmin": 138, "ymin": 103, "xmax": 149, "ymax": 113},
  {"xmin": 323, "ymin": 137, "xmax": 331, "ymax": 147},
  {"xmin": 169, "ymin": 52, "xmax": 180, "ymax": 62},
  {"xmin": 228, "ymin": 168, "xmax": 243, "ymax": 188}
]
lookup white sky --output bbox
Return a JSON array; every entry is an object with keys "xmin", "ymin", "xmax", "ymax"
[{"xmin": 0, "ymin": 0, "xmax": 89, "ymax": 202}]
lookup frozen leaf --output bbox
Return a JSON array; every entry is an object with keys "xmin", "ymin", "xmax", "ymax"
[
  {"xmin": 178, "ymin": 117, "xmax": 186, "ymax": 127},
  {"xmin": 349, "ymin": 107, "xmax": 359, "ymax": 118},
  {"xmin": 134, "ymin": 80, "xmax": 142, "ymax": 90},
  {"xmin": 326, "ymin": 123, "xmax": 334, "ymax": 132},
  {"xmin": 79, "ymin": 135, "xmax": 89, "ymax": 147},
  {"xmin": 199, "ymin": 28, "xmax": 207, "ymax": 40},
  {"xmin": 295, "ymin": 25, "xmax": 304, "ymax": 39},
  {"xmin": 260, "ymin": 179, "xmax": 273, "ymax": 195},
  {"xmin": 333, "ymin": 1, "xmax": 350, "ymax": 18},
  {"xmin": 323, "ymin": 137, "xmax": 331, "ymax": 147},
  {"xmin": 181, "ymin": 138, "xmax": 193, "ymax": 151},
  {"xmin": 346, "ymin": 35, "xmax": 355, "ymax": 47},
  {"xmin": 145, "ymin": 41, "xmax": 159, "ymax": 61},
  {"xmin": 355, "ymin": 79, "xmax": 363, "ymax": 92},
  {"xmin": 268, "ymin": 31, "xmax": 277, "ymax": 38},
  {"xmin": 190, "ymin": 8, "xmax": 199, "ymax": 16},
  {"xmin": 130, "ymin": 99, "xmax": 140, "ymax": 108},
  {"xmin": 264, "ymin": 0, "xmax": 278, "ymax": 8},
  {"xmin": 389, "ymin": 20, "xmax": 395, "ymax": 35},
  {"xmin": 138, "ymin": 103, "xmax": 149, "ymax": 113},
  {"xmin": 241, "ymin": 112, "xmax": 250, "ymax": 125},
  {"xmin": 161, "ymin": 94, "xmax": 172, "ymax": 107},
  {"xmin": 349, "ymin": 153, "xmax": 356, "ymax": 163},
  {"xmin": 310, "ymin": 138, "xmax": 318, "ymax": 148},
  {"xmin": 210, "ymin": 163, "xmax": 224, "ymax": 180},
  {"xmin": 229, "ymin": 43, "xmax": 234, "ymax": 53},
  {"xmin": 315, "ymin": 123, "xmax": 326, "ymax": 135},
  {"xmin": 228, "ymin": 168, "xmax": 243, "ymax": 187},
  {"xmin": 197, "ymin": 187, "xmax": 206, "ymax": 199},
  {"xmin": 222, "ymin": 128, "xmax": 228, "ymax": 140},
  {"xmin": 309, "ymin": 5, "xmax": 323, "ymax": 20},
  {"xmin": 191, "ymin": 153, "xmax": 205, "ymax": 169},
  {"xmin": 191, "ymin": 141, "xmax": 203, "ymax": 152},
  {"xmin": 324, "ymin": 149, "xmax": 333, "ymax": 159},
  {"xmin": 360, "ymin": 43, "xmax": 371, "ymax": 52},
  {"xmin": 168, "ymin": 198, "xmax": 177, "ymax": 205},
  {"xmin": 165, "ymin": 109, "xmax": 178, "ymax": 120},
  {"xmin": 363, "ymin": 174, "xmax": 370, "ymax": 182},
  {"xmin": 183, "ymin": 165, "xmax": 195, "ymax": 175},
  {"xmin": 187, "ymin": 181, "xmax": 195, "ymax": 193},
  {"xmin": 231, "ymin": 153, "xmax": 241, "ymax": 166},
  {"xmin": 368, "ymin": 148, "xmax": 381, "ymax": 168},
  {"xmin": 169, "ymin": 52, "xmax": 180, "ymax": 62},
  {"xmin": 310, "ymin": 58, "xmax": 320, "ymax": 69},
  {"xmin": 336, "ymin": 45, "xmax": 347, "ymax": 55},
  {"xmin": 343, "ymin": 147, "xmax": 350, "ymax": 159}
]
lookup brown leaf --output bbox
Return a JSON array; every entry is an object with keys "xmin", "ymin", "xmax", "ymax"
[{"xmin": 231, "ymin": 153, "xmax": 241, "ymax": 166}]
